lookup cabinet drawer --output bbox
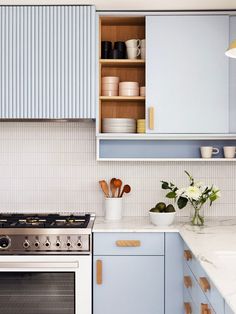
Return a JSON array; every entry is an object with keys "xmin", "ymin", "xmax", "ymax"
[
  {"xmin": 184, "ymin": 262, "xmax": 215, "ymax": 314},
  {"xmin": 184, "ymin": 245, "xmax": 224, "ymax": 314},
  {"xmin": 93, "ymin": 232, "xmax": 164, "ymax": 256}
]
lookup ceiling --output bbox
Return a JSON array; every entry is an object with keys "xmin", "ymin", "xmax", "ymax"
[{"xmin": 0, "ymin": 0, "xmax": 235, "ymax": 10}]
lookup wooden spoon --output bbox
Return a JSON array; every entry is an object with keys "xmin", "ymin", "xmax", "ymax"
[
  {"xmin": 110, "ymin": 178, "xmax": 116, "ymax": 198},
  {"xmin": 120, "ymin": 184, "xmax": 131, "ymax": 198},
  {"xmin": 99, "ymin": 180, "xmax": 110, "ymax": 198},
  {"xmin": 113, "ymin": 179, "xmax": 122, "ymax": 197}
]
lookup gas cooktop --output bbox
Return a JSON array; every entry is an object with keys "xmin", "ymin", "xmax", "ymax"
[
  {"xmin": 0, "ymin": 213, "xmax": 95, "ymax": 254},
  {"xmin": 0, "ymin": 213, "xmax": 91, "ymax": 228}
]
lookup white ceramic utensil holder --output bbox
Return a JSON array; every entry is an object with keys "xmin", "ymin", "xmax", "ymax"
[{"xmin": 104, "ymin": 198, "xmax": 123, "ymax": 221}]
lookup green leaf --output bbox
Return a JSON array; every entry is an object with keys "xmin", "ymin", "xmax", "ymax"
[
  {"xmin": 166, "ymin": 191, "xmax": 176, "ymax": 199},
  {"xmin": 161, "ymin": 181, "xmax": 169, "ymax": 190},
  {"xmin": 177, "ymin": 197, "xmax": 188, "ymax": 209}
]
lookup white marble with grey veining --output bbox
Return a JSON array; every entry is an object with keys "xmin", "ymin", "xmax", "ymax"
[{"xmin": 93, "ymin": 216, "xmax": 236, "ymax": 313}]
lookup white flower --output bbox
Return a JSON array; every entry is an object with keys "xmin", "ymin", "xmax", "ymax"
[
  {"xmin": 212, "ymin": 185, "xmax": 221, "ymax": 198},
  {"xmin": 176, "ymin": 187, "xmax": 187, "ymax": 197},
  {"xmin": 185, "ymin": 186, "xmax": 201, "ymax": 200}
]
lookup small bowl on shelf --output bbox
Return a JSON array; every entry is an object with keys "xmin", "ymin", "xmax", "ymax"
[
  {"xmin": 119, "ymin": 81, "xmax": 139, "ymax": 89},
  {"xmin": 102, "ymin": 76, "xmax": 120, "ymax": 84},
  {"xmin": 102, "ymin": 83, "xmax": 119, "ymax": 91},
  {"xmin": 101, "ymin": 90, "xmax": 118, "ymax": 97},
  {"xmin": 119, "ymin": 88, "xmax": 139, "ymax": 97}
]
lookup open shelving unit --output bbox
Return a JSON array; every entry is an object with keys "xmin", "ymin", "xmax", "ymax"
[{"xmin": 98, "ymin": 16, "xmax": 146, "ymax": 133}]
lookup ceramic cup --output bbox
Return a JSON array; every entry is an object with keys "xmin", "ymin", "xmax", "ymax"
[
  {"xmin": 125, "ymin": 39, "xmax": 141, "ymax": 48},
  {"xmin": 200, "ymin": 146, "xmax": 219, "ymax": 158},
  {"xmin": 140, "ymin": 39, "xmax": 146, "ymax": 48},
  {"xmin": 223, "ymin": 146, "xmax": 236, "ymax": 158},
  {"xmin": 127, "ymin": 47, "xmax": 141, "ymax": 59},
  {"xmin": 104, "ymin": 198, "xmax": 123, "ymax": 221},
  {"xmin": 141, "ymin": 48, "xmax": 145, "ymax": 59}
]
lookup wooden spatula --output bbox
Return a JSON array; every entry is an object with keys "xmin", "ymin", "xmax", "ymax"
[{"xmin": 99, "ymin": 180, "xmax": 110, "ymax": 198}]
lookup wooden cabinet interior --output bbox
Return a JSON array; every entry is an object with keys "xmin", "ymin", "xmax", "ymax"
[{"xmin": 99, "ymin": 16, "xmax": 146, "ymax": 133}]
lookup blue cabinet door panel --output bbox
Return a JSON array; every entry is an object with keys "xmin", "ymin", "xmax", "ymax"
[
  {"xmin": 146, "ymin": 15, "xmax": 229, "ymax": 133},
  {"xmin": 93, "ymin": 256, "xmax": 164, "ymax": 314}
]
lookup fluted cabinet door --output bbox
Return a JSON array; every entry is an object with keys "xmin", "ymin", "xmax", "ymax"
[{"xmin": 0, "ymin": 6, "xmax": 96, "ymax": 119}]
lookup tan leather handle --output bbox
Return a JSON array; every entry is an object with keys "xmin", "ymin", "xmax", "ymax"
[
  {"xmin": 184, "ymin": 302, "xmax": 192, "ymax": 314},
  {"xmin": 116, "ymin": 240, "xmax": 141, "ymax": 247},
  {"xmin": 148, "ymin": 107, "xmax": 154, "ymax": 130},
  {"xmin": 96, "ymin": 260, "xmax": 102, "ymax": 285},
  {"xmin": 199, "ymin": 277, "xmax": 210, "ymax": 292},
  {"xmin": 184, "ymin": 276, "xmax": 192, "ymax": 288},
  {"xmin": 184, "ymin": 250, "xmax": 192, "ymax": 261},
  {"xmin": 201, "ymin": 304, "xmax": 211, "ymax": 314}
]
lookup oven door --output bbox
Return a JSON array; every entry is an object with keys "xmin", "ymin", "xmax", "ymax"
[{"xmin": 0, "ymin": 255, "xmax": 91, "ymax": 314}]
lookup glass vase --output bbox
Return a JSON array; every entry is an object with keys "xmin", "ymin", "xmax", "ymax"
[{"xmin": 190, "ymin": 204, "xmax": 204, "ymax": 226}]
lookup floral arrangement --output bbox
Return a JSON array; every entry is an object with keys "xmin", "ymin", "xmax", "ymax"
[{"xmin": 161, "ymin": 171, "xmax": 221, "ymax": 226}]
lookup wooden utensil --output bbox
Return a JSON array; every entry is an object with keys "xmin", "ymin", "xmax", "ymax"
[
  {"xmin": 110, "ymin": 178, "xmax": 117, "ymax": 198},
  {"xmin": 99, "ymin": 180, "xmax": 110, "ymax": 198},
  {"xmin": 113, "ymin": 179, "xmax": 122, "ymax": 197},
  {"xmin": 120, "ymin": 184, "xmax": 131, "ymax": 198}
]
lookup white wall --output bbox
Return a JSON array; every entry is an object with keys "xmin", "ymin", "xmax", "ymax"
[{"xmin": 0, "ymin": 120, "xmax": 234, "ymax": 217}]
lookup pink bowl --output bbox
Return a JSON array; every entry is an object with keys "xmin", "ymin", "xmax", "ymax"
[
  {"xmin": 102, "ymin": 76, "xmax": 120, "ymax": 84},
  {"xmin": 119, "ymin": 88, "xmax": 139, "ymax": 96},
  {"xmin": 119, "ymin": 81, "xmax": 139, "ymax": 89},
  {"xmin": 102, "ymin": 83, "xmax": 119, "ymax": 91},
  {"xmin": 102, "ymin": 90, "xmax": 119, "ymax": 96}
]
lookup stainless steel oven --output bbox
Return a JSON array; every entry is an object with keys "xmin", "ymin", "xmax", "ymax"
[{"xmin": 0, "ymin": 213, "xmax": 94, "ymax": 314}]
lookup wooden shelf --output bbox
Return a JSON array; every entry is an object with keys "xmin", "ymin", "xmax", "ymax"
[
  {"xmin": 100, "ymin": 96, "xmax": 145, "ymax": 102},
  {"xmin": 100, "ymin": 59, "xmax": 145, "ymax": 67}
]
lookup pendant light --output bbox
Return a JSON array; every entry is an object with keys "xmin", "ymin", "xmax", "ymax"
[{"xmin": 225, "ymin": 40, "xmax": 236, "ymax": 58}]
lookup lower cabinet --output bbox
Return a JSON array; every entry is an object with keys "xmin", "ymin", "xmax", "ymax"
[
  {"xmin": 93, "ymin": 255, "xmax": 164, "ymax": 314},
  {"xmin": 93, "ymin": 232, "xmax": 165, "ymax": 314}
]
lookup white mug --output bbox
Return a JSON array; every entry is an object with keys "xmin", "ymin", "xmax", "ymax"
[
  {"xmin": 127, "ymin": 47, "xmax": 141, "ymax": 59},
  {"xmin": 223, "ymin": 146, "xmax": 236, "ymax": 159},
  {"xmin": 125, "ymin": 39, "xmax": 141, "ymax": 48},
  {"xmin": 140, "ymin": 39, "xmax": 146, "ymax": 48},
  {"xmin": 200, "ymin": 146, "xmax": 219, "ymax": 158},
  {"xmin": 141, "ymin": 48, "xmax": 145, "ymax": 60}
]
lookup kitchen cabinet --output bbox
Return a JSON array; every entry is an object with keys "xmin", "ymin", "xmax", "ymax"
[
  {"xmin": 93, "ymin": 232, "xmax": 164, "ymax": 314},
  {"xmin": 146, "ymin": 15, "xmax": 229, "ymax": 134},
  {"xmin": 0, "ymin": 5, "xmax": 96, "ymax": 119},
  {"xmin": 225, "ymin": 303, "xmax": 234, "ymax": 314}
]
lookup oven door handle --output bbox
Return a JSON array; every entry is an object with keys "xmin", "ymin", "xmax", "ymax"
[{"xmin": 0, "ymin": 262, "xmax": 79, "ymax": 268}]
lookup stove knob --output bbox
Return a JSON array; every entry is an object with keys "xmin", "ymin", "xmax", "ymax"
[
  {"xmin": 45, "ymin": 240, "xmax": 51, "ymax": 248},
  {"xmin": 23, "ymin": 239, "xmax": 30, "ymax": 249},
  {"xmin": 34, "ymin": 241, "xmax": 40, "ymax": 248},
  {"xmin": 66, "ymin": 240, "xmax": 72, "ymax": 248},
  {"xmin": 55, "ymin": 240, "xmax": 61, "ymax": 248},
  {"xmin": 77, "ymin": 240, "xmax": 82, "ymax": 248},
  {"xmin": 0, "ymin": 236, "xmax": 11, "ymax": 250}
]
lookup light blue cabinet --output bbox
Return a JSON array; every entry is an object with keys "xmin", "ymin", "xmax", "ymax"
[
  {"xmin": 225, "ymin": 303, "xmax": 234, "ymax": 314},
  {"xmin": 0, "ymin": 5, "xmax": 96, "ymax": 119},
  {"xmin": 165, "ymin": 233, "xmax": 184, "ymax": 314},
  {"xmin": 146, "ymin": 15, "xmax": 229, "ymax": 134},
  {"xmin": 93, "ymin": 232, "xmax": 164, "ymax": 314},
  {"xmin": 93, "ymin": 255, "xmax": 164, "ymax": 314}
]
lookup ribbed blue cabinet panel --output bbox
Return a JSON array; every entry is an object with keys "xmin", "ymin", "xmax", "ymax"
[
  {"xmin": 0, "ymin": 5, "xmax": 96, "ymax": 119},
  {"xmin": 93, "ymin": 256, "xmax": 164, "ymax": 314},
  {"xmin": 225, "ymin": 303, "xmax": 234, "ymax": 314}
]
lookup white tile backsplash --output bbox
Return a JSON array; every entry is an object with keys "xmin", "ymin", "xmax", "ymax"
[{"xmin": 0, "ymin": 120, "xmax": 235, "ymax": 216}]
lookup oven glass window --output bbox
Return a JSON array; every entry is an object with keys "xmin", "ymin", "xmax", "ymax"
[{"xmin": 0, "ymin": 272, "xmax": 75, "ymax": 314}]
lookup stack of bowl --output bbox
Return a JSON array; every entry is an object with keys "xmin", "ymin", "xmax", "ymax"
[
  {"xmin": 119, "ymin": 82, "xmax": 139, "ymax": 97},
  {"xmin": 102, "ymin": 118, "xmax": 136, "ymax": 133},
  {"xmin": 102, "ymin": 76, "xmax": 119, "ymax": 96},
  {"xmin": 137, "ymin": 119, "xmax": 146, "ymax": 133}
]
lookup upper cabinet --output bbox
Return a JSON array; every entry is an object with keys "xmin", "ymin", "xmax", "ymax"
[
  {"xmin": 0, "ymin": 5, "xmax": 96, "ymax": 119},
  {"xmin": 146, "ymin": 15, "xmax": 229, "ymax": 134}
]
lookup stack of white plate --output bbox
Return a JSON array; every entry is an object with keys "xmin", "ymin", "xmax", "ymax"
[{"xmin": 102, "ymin": 118, "xmax": 136, "ymax": 133}]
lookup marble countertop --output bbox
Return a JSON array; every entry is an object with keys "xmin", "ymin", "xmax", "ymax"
[{"xmin": 93, "ymin": 216, "xmax": 236, "ymax": 313}]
